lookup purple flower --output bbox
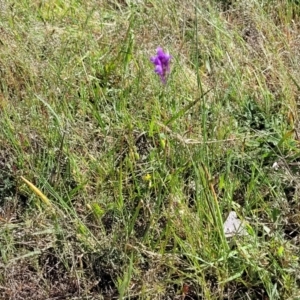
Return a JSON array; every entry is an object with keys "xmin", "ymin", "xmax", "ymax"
[{"xmin": 150, "ymin": 47, "xmax": 172, "ymax": 84}]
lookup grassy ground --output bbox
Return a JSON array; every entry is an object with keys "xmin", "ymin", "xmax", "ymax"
[{"xmin": 0, "ymin": 0, "xmax": 300, "ymax": 299}]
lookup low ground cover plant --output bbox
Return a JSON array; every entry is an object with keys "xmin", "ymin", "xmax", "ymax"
[{"xmin": 0, "ymin": 0, "xmax": 300, "ymax": 299}]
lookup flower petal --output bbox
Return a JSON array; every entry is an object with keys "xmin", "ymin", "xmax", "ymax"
[{"xmin": 155, "ymin": 65, "xmax": 163, "ymax": 75}]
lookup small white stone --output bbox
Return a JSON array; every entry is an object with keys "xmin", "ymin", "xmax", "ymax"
[
  {"xmin": 224, "ymin": 211, "xmax": 248, "ymax": 237},
  {"xmin": 272, "ymin": 162, "xmax": 280, "ymax": 170}
]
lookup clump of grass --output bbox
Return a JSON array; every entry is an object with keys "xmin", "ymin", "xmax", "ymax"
[{"xmin": 1, "ymin": 0, "xmax": 300, "ymax": 299}]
